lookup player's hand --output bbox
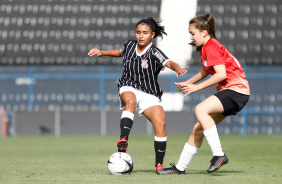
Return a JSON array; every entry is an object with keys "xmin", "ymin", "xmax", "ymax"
[
  {"xmin": 175, "ymin": 67, "xmax": 188, "ymax": 77},
  {"xmin": 88, "ymin": 48, "xmax": 103, "ymax": 57},
  {"xmin": 175, "ymin": 82, "xmax": 200, "ymax": 96}
]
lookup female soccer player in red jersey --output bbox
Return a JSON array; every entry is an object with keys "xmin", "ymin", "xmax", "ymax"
[
  {"xmin": 157, "ymin": 14, "xmax": 250, "ymax": 174},
  {"xmin": 88, "ymin": 17, "xmax": 187, "ymax": 173}
]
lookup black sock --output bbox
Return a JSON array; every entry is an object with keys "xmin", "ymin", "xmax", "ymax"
[
  {"xmin": 154, "ymin": 140, "xmax": 167, "ymax": 167},
  {"xmin": 120, "ymin": 117, "xmax": 133, "ymax": 141}
]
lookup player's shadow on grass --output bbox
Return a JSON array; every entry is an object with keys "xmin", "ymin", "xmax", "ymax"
[
  {"xmin": 189, "ymin": 170, "xmax": 244, "ymax": 175},
  {"xmin": 133, "ymin": 169, "xmax": 243, "ymax": 175},
  {"xmin": 132, "ymin": 169, "xmax": 155, "ymax": 173}
]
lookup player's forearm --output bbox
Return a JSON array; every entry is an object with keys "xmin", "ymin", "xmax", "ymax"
[
  {"xmin": 197, "ymin": 72, "xmax": 226, "ymax": 90},
  {"xmin": 186, "ymin": 68, "xmax": 208, "ymax": 84},
  {"xmin": 101, "ymin": 49, "xmax": 122, "ymax": 57},
  {"xmin": 165, "ymin": 60, "xmax": 181, "ymax": 71}
]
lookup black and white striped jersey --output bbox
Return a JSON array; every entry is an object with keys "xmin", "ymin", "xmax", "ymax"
[{"xmin": 117, "ymin": 40, "xmax": 170, "ymax": 100}]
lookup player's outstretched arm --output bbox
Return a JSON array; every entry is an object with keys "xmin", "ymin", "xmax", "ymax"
[
  {"xmin": 175, "ymin": 68, "xmax": 209, "ymax": 96},
  {"xmin": 182, "ymin": 68, "xmax": 209, "ymax": 85},
  {"xmin": 164, "ymin": 60, "xmax": 188, "ymax": 77},
  {"xmin": 88, "ymin": 48, "xmax": 121, "ymax": 57}
]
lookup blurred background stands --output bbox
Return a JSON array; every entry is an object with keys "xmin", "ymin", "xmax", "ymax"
[
  {"xmin": 191, "ymin": 0, "xmax": 282, "ymax": 65},
  {"xmin": 0, "ymin": 0, "xmax": 161, "ymax": 65},
  {"xmin": 0, "ymin": 0, "xmax": 281, "ymax": 136}
]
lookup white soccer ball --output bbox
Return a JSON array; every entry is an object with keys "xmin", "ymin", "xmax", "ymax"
[{"xmin": 107, "ymin": 152, "xmax": 133, "ymax": 175}]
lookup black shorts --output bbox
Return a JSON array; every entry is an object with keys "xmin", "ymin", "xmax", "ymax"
[{"xmin": 214, "ymin": 89, "xmax": 249, "ymax": 116}]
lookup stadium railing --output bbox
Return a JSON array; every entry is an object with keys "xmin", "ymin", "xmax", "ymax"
[{"xmin": 0, "ymin": 65, "xmax": 281, "ymax": 136}]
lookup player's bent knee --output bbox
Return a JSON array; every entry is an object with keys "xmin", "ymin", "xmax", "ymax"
[
  {"xmin": 154, "ymin": 121, "xmax": 166, "ymax": 135},
  {"xmin": 158, "ymin": 120, "xmax": 166, "ymax": 129},
  {"xmin": 194, "ymin": 104, "xmax": 207, "ymax": 116},
  {"xmin": 125, "ymin": 99, "xmax": 137, "ymax": 109}
]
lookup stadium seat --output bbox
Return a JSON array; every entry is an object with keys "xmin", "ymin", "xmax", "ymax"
[{"xmin": 0, "ymin": 0, "xmax": 162, "ymax": 65}]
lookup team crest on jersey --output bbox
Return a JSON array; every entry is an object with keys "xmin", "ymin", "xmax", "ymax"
[
  {"xmin": 204, "ymin": 59, "xmax": 208, "ymax": 67},
  {"xmin": 141, "ymin": 59, "xmax": 148, "ymax": 69}
]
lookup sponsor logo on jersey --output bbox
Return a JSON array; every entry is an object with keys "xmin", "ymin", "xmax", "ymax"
[
  {"xmin": 153, "ymin": 51, "xmax": 165, "ymax": 62},
  {"xmin": 141, "ymin": 58, "xmax": 149, "ymax": 69}
]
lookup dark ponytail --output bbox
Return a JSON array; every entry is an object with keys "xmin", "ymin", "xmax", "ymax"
[
  {"xmin": 136, "ymin": 17, "xmax": 167, "ymax": 39},
  {"xmin": 189, "ymin": 13, "xmax": 216, "ymax": 52}
]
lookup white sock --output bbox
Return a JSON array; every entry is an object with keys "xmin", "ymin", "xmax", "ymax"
[
  {"xmin": 203, "ymin": 125, "xmax": 224, "ymax": 156},
  {"xmin": 154, "ymin": 136, "xmax": 167, "ymax": 142},
  {"xmin": 121, "ymin": 111, "xmax": 134, "ymax": 120},
  {"xmin": 176, "ymin": 143, "xmax": 200, "ymax": 171}
]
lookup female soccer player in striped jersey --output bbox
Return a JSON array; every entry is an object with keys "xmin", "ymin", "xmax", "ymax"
[
  {"xmin": 88, "ymin": 17, "xmax": 188, "ymax": 173},
  {"xmin": 157, "ymin": 14, "xmax": 250, "ymax": 174}
]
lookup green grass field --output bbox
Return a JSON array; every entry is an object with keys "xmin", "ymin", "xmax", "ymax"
[{"xmin": 0, "ymin": 135, "xmax": 281, "ymax": 184}]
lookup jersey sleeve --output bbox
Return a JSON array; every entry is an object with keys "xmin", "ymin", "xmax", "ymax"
[
  {"xmin": 152, "ymin": 47, "xmax": 170, "ymax": 67},
  {"xmin": 120, "ymin": 40, "xmax": 130, "ymax": 56},
  {"xmin": 206, "ymin": 45, "xmax": 225, "ymax": 66}
]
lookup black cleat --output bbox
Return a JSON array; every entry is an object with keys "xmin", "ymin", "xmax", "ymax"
[
  {"xmin": 156, "ymin": 163, "xmax": 185, "ymax": 175},
  {"xmin": 207, "ymin": 154, "xmax": 229, "ymax": 173}
]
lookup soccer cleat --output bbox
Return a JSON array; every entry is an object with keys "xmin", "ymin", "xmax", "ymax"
[
  {"xmin": 207, "ymin": 154, "xmax": 229, "ymax": 173},
  {"xmin": 156, "ymin": 163, "xmax": 185, "ymax": 175},
  {"xmin": 117, "ymin": 137, "xmax": 128, "ymax": 152},
  {"xmin": 155, "ymin": 163, "xmax": 164, "ymax": 173}
]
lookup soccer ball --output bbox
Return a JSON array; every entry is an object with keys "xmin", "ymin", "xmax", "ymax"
[{"xmin": 107, "ymin": 152, "xmax": 133, "ymax": 175}]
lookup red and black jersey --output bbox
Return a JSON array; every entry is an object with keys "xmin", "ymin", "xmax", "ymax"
[{"xmin": 201, "ymin": 38, "xmax": 250, "ymax": 95}]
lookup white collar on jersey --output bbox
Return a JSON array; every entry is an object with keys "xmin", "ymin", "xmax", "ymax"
[{"xmin": 135, "ymin": 42, "xmax": 152, "ymax": 56}]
